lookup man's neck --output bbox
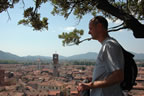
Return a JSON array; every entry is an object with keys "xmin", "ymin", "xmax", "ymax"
[
  {"xmin": 97, "ymin": 30, "xmax": 109, "ymax": 43},
  {"xmin": 98, "ymin": 34, "xmax": 109, "ymax": 43}
]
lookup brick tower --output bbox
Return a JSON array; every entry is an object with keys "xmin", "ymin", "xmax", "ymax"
[
  {"xmin": 37, "ymin": 58, "xmax": 41, "ymax": 70},
  {"xmin": 53, "ymin": 53, "xmax": 59, "ymax": 77}
]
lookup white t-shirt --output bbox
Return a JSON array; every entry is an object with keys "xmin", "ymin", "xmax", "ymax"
[{"xmin": 91, "ymin": 37, "xmax": 124, "ymax": 96}]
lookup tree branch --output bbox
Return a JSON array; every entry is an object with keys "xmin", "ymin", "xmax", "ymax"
[
  {"xmin": 6, "ymin": 10, "xmax": 11, "ymax": 21},
  {"xmin": 78, "ymin": 38, "xmax": 92, "ymax": 44},
  {"xmin": 68, "ymin": 38, "xmax": 92, "ymax": 46},
  {"xmin": 108, "ymin": 22, "xmax": 124, "ymax": 29},
  {"xmin": 108, "ymin": 26, "xmax": 127, "ymax": 32},
  {"xmin": 94, "ymin": 0, "xmax": 144, "ymax": 38},
  {"xmin": 22, "ymin": 0, "xmax": 25, "ymax": 8},
  {"xmin": 66, "ymin": 3, "xmax": 76, "ymax": 19}
]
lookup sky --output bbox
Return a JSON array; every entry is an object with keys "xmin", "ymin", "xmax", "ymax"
[{"xmin": 0, "ymin": 1, "xmax": 144, "ymax": 57}]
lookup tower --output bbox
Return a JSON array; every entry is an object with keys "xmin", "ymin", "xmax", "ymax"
[
  {"xmin": 37, "ymin": 58, "xmax": 41, "ymax": 70},
  {"xmin": 53, "ymin": 53, "xmax": 59, "ymax": 77}
]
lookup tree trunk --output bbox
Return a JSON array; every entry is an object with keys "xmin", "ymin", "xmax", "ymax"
[{"xmin": 94, "ymin": 0, "xmax": 144, "ymax": 38}]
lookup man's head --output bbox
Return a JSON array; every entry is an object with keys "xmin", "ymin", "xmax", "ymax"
[{"xmin": 89, "ymin": 16, "xmax": 108, "ymax": 41}]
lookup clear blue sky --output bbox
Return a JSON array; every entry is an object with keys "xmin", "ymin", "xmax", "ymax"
[{"xmin": 0, "ymin": 1, "xmax": 144, "ymax": 57}]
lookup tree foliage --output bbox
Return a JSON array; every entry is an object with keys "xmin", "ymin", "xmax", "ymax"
[
  {"xmin": 18, "ymin": 7, "xmax": 48, "ymax": 31},
  {"xmin": 58, "ymin": 29, "xmax": 83, "ymax": 46},
  {"xmin": 0, "ymin": 0, "xmax": 144, "ymax": 45}
]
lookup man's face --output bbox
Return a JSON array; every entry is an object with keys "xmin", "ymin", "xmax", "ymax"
[{"xmin": 88, "ymin": 21, "xmax": 101, "ymax": 40}]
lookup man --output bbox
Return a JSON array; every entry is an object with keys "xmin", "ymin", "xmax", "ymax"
[{"xmin": 77, "ymin": 16, "xmax": 124, "ymax": 96}]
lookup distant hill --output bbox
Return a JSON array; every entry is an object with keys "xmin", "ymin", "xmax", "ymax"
[
  {"xmin": 0, "ymin": 51, "xmax": 52, "ymax": 61},
  {"xmin": 0, "ymin": 50, "xmax": 21, "ymax": 60},
  {"xmin": 132, "ymin": 52, "xmax": 144, "ymax": 60},
  {"xmin": 67, "ymin": 52, "xmax": 98, "ymax": 60},
  {"xmin": 22, "ymin": 55, "xmax": 51, "ymax": 61},
  {"xmin": 0, "ymin": 50, "xmax": 143, "ymax": 61}
]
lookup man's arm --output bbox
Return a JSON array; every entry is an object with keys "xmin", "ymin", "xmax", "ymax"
[
  {"xmin": 91, "ymin": 69, "xmax": 124, "ymax": 88},
  {"xmin": 77, "ymin": 69, "xmax": 124, "ymax": 91}
]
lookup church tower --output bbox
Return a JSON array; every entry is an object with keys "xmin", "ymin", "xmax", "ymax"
[{"xmin": 53, "ymin": 53, "xmax": 59, "ymax": 77}]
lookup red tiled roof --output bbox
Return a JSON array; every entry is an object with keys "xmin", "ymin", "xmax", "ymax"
[
  {"xmin": 71, "ymin": 90, "xmax": 78, "ymax": 94},
  {"xmin": 48, "ymin": 90, "xmax": 60, "ymax": 95},
  {"xmin": 133, "ymin": 82, "xmax": 144, "ymax": 90},
  {"xmin": 136, "ymin": 77, "xmax": 144, "ymax": 81},
  {"xmin": 39, "ymin": 80, "xmax": 64, "ymax": 86}
]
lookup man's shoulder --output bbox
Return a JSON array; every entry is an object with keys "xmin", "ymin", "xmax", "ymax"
[
  {"xmin": 105, "ymin": 37, "xmax": 120, "ymax": 46},
  {"xmin": 102, "ymin": 37, "xmax": 122, "ymax": 51}
]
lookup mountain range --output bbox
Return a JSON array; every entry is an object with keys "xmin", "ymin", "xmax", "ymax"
[{"xmin": 0, "ymin": 50, "xmax": 144, "ymax": 61}]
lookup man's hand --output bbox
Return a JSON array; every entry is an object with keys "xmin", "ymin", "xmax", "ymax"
[
  {"xmin": 77, "ymin": 82, "xmax": 92, "ymax": 92},
  {"xmin": 86, "ymin": 77, "xmax": 92, "ymax": 81},
  {"xmin": 77, "ymin": 69, "xmax": 124, "ymax": 93}
]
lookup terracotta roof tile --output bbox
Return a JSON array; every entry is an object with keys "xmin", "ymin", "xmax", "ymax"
[{"xmin": 48, "ymin": 90, "xmax": 60, "ymax": 95}]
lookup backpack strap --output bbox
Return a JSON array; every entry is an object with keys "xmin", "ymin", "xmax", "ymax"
[{"xmin": 120, "ymin": 46, "xmax": 134, "ymax": 58}]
